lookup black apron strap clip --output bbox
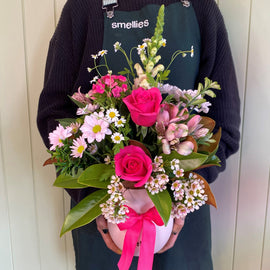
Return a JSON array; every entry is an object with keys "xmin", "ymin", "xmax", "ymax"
[{"xmin": 102, "ymin": 0, "xmax": 118, "ymax": 19}]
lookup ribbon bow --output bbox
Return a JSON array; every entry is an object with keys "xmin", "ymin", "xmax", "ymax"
[{"xmin": 117, "ymin": 206, "xmax": 164, "ymax": 270}]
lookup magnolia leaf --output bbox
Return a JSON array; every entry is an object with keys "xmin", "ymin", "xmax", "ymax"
[
  {"xmin": 199, "ymin": 116, "xmax": 216, "ymax": 133},
  {"xmin": 193, "ymin": 173, "xmax": 217, "ymax": 208},
  {"xmin": 43, "ymin": 157, "xmax": 57, "ymax": 166},
  {"xmin": 195, "ymin": 154, "xmax": 221, "ymax": 169},
  {"xmin": 78, "ymin": 164, "xmax": 115, "ymax": 188},
  {"xmin": 60, "ymin": 190, "xmax": 109, "ymax": 236},
  {"xmin": 53, "ymin": 174, "xmax": 87, "ymax": 189},
  {"xmin": 148, "ymin": 189, "xmax": 172, "ymax": 226},
  {"xmin": 162, "ymin": 151, "xmax": 208, "ymax": 171}
]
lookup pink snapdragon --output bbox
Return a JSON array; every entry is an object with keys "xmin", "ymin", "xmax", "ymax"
[{"xmin": 49, "ymin": 124, "xmax": 72, "ymax": 150}]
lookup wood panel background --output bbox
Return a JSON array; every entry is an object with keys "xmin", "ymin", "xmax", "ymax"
[{"xmin": 0, "ymin": 0, "xmax": 269, "ymax": 269}]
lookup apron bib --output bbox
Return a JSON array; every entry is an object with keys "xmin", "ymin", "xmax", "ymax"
[
  {"xmin": 71, "ymin": 2, "xmax": 213, "ymax": 269},
  {"xmin": 102, "ymin": 1, "xmax": 200, "ymax": 89}
]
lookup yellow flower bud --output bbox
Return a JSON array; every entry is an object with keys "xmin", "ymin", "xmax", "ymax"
[
  {"xmin": 134, "ymin": 63, "xmax": 144, "ymax": 76},
  {"xmin": 151, "ymin": 64, "xmax": 165, "ymax": 77},
  {"xmin": 146, "ymin": 61, "xmax": 154, "ymax": 73},
  {"xmin": 150, "ymin": 47, "xmax": 158, "ymax": 56},
  {"xmin": 154, "ymin": 55, "xmax": 161, "ymax": 64}
]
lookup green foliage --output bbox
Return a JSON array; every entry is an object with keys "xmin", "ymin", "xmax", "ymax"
[
  {"xmin": 162, "ymin": 152, "xmax": 209, "ymax": 172},
  {"xmin": 148, "ymin": 189, "xmax": 172, "ymax": 226},
  {"xmin": 78, "ymin": 164, "xmax": 115, "ymax": 188},
  {"xmin": 53, "ymin": 173, "xmax": 87, "ymax": 189},
  {"xmin": 56, "ymin": 118, "xmax": 77, "ymax": 127},
  {"xmin": 60, "ymin": 190, "xmax": 109, "ymax": 236}
]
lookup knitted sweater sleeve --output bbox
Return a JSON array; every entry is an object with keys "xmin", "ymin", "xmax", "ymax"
[
  {"xmin": 191, "ymin": 0, "xmax": 241, "ymax": 183},
  {"xmin": 37, "ymin": 1, "xmax": 78, "ymax": 149}
]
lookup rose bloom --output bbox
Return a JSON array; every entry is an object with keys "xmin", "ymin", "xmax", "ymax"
[
  {"xmin": 114, "ymin": 145, "xmax": 152, "ymax": 187},
  {"xmin": 123, "ymin": 87, "xmax": 162, "ymax": 127}
]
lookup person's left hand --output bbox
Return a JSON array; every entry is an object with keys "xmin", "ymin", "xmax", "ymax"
[{"xmin": 157, "ymin": 216, "xmax": 185, "ymax": 253}]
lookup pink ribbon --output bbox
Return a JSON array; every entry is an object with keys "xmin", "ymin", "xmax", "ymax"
[{"xmin": 117, "ymin": 206, "xmax": 164, "ymax": 270}]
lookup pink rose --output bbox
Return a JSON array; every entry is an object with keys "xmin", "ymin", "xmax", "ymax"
[
  {"xmin": 123, "ymin": 87, "xmax": 162, "ymax": 127},
  {"xmin": 114, "ymin": 145, "xmax": 152, "ymax": 187}
]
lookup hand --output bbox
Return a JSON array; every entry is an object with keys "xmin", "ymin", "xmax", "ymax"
[
  {"xmin": 96, "ymin": 215, "xmax": 122, "ymax": 255},
  {"xmin": 157, "ymin": 216, "xmax": 185, "ymax": 254}
]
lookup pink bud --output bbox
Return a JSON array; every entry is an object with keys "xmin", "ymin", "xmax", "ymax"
[
  {"xmin": 177, "ymin": 141, "xmax": 194, "ymax": 156},
  {"xmin": 194, "ymin": 128, "xmax": 209, "ymax": 138},
  {"xmin": 162, "ymin": 139, "xmax": 171, "ymax": 154},
  {"xmin": 187, "ymin": 115, "xmax": 201, "ymax": 133}
]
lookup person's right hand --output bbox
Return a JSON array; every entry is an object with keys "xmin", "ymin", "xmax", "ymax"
[{"xmin": 96, "ymin": 215, "xmax": 122, "ymax": 255}]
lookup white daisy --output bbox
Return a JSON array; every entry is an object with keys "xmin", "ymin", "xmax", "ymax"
[
  {"xmin": 113, "ymin": 41, "xmax": 121, "ymax": 52},
  {"xmin": 111, "ymin": 132, "xmax": 124, "ymax": 144},
  {"xmin": 98, "ymin": 50, "xmax": 108, "ymax": 57},
  {"xmin": 115, "ymin": 117, "xmax": 126, "ymax": 128},
  {"xmin": 106, "ymin": 108, "xmax": 120, "ymax": 123}
]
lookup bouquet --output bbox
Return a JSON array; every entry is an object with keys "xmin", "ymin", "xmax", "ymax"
[{"xmin": 45, "ymin": 5, "xmax": 220, "ymax": 269}]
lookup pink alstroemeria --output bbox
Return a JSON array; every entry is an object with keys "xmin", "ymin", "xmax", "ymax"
[
  {"xmin": 194, "ymin": 128, "xmax": 209, "ymax": 139},
  {"xmin": 71, "ymin": 87, "xmax": 91, "ymax": 104},
  {"xmin": 165, "ymin": 123, "xmax": 188, "ymax": 141},
  {"xmin": 70, "ymin": 136, "xmax": 87, "ymax": 158},
  {"xmin": 161, "ymin": 139, "xmax": 171, "ymax": 154},
  {"xmin": 187, "ymin": 115, "xmax": 202, "ymax": 134},
  {"xmin": 177, "ymin": 141, "xmax": 194, "ymax": 156},
  {"xmin": 76, "ymin": 103, "xmax": 99, "ymax": 115},
  {"xmin": 49, "ymin": 124, "xmax": 72, "ymax": 150}
]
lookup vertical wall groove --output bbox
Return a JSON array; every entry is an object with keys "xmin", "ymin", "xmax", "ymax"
[{"xmin": 20, "ymin": 0, "xmax": 42, "ymax": 269}]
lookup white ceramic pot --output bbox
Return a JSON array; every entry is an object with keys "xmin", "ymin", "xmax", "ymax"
[{"xmin": 108, "ymin": 189, "xmax": 173, "ymax": 256}]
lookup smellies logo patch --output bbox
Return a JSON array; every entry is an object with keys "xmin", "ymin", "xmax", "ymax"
[{"xmin": 112, "ymin": 19, "xmax": 149, "ymax": 29}]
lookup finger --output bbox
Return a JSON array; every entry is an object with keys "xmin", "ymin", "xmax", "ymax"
[
  {"xmin": 158, "ymin": 216, "xmax": 185, "ymax": 254},
  {"xmin": 96, "ymin": 216, "xmax": 122, "ymax": 255}
]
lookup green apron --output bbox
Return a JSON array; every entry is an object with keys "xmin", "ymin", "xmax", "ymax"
[{"xmin": 72, "ymin": 2, "xmax": 213, "ymax": 269}]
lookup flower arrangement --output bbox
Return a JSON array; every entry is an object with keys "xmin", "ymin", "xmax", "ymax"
[{"xmin": 45, "ymin": 5, "xmax": 220, "ymax": 265}]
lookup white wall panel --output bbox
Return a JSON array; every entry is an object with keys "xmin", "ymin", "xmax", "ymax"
[
  {"xmin": 21, "ymin": 0, "xmax": 69, "ymax": 268},
  {"xmin": 0, "ymin": 117, "xmax": 13, "ymax": 270},
  {"xmin": 233, "ymin": 0, "xmax": 270, "ymax": 269},
  {"xmin": 262, "ymin": 173, "xmax": 270, "ymax": 270},
  {"xmin": 210, "ymin": 1, "xmax": 250, "ymax": 269},
  {"xmin": 0, "ymin": 1, "xmax": 40, "ymax": 269}
]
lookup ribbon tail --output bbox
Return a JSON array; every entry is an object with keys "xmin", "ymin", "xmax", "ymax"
[
  {"xmin": 138, "ymin": 220, "xmax": 156, "ymax": 270},
  {"xmin": 118, "ymin": 222, "xmax": 141, "ymax": 270}
]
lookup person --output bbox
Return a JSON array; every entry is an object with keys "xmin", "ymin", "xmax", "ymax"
[{"xmin": 37, "ymin": 0, "xmax": 241, "ymax": 269}]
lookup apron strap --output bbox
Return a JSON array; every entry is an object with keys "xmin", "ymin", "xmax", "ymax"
[{"xmin": 102, "ymin": 0, "xmax": 118, "ymax": 19}]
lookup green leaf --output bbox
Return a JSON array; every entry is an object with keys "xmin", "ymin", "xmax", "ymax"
[
  {"xmin": 60, "ymin": 190, "xmax": 109, "ymax": 236},
  {"xmin": 148, "ymin": 190, "xmax": 172, "ymax": 226},
  {"xmin": 78, "ymin": 164, "xmax": 115, "ymax": 188},
  {"xmin": 204, "ymin": 90, "xmax": 216, "ymax": 98},
  {"xmin": 162, "ymin": 151, "xmax": 209, "ymax": 171},
  {"xmin": 55, "ymin": 118, "xmax": 77, "ymax": 127},
  {"xmin": 190, "ymin": 98, "xmax": 206, "ymax": 106},
  {"xmin": 53, "ymin": 174, "xmax": 88, "ymax": 189}
]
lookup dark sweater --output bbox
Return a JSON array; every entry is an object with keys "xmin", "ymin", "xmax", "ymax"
[{"xmin": 37, "ymin": 0, "xmax": 241, "ymax": 202}]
